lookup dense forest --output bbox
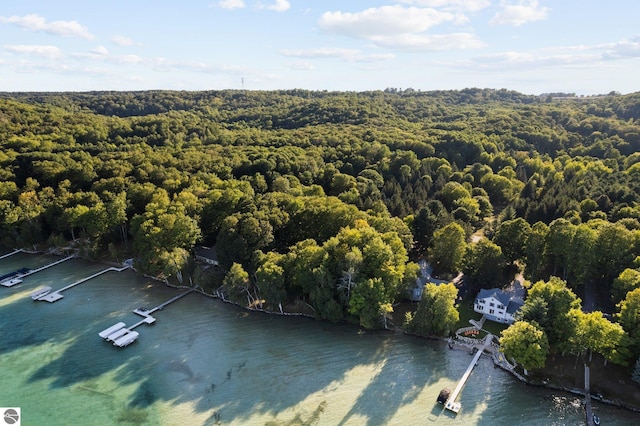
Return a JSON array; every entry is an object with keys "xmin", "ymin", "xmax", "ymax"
[{"xmin": 2, "ymin": 88, "xmax": 640, "ymax": 374}]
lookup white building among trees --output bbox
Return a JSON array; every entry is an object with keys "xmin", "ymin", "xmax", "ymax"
[{"xmin": 474, "ymin": 288, "xmax": 523, "ymax": 324}]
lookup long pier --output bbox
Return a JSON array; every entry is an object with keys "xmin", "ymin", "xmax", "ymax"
[
  {"xmin": 130, "ymin": 288, "xmax": 195, "ymax": 329},
  {"xmin": 0, "ymin": 249, "xmax": 22, "ymax": 260},
  {"xmin": 19, "ymin": 255, "xmax": 76, "ymax": 279},
  {"xmin": 148, "ymin": 288, "xmax": 195, "ymax": 315},
  {"xmin": 37, "ymin": 265, "xmax": 129, "ymax": 302},
  {"xmin": 445, "ymin": 333, "xmax": 494, "ymax": 413},
  {"xmin": 584, "ymin": 364, "xmax": 595, "ymax": 426}
]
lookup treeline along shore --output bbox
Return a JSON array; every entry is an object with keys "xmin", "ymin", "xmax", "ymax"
[{"xmin": 2, "ymin": 88, "xmax": 640, "ymax": 410}]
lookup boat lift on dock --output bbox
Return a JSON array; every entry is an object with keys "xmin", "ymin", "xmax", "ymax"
[
  {"xmin": 442, "ymin": 333, "xmax": 495, "ymax": 414},
  {"xmin": 36, "ymin": 265, "xmax": 129, "ymax": 302},
  {"xmin": 99, "ymin": 288, "xmax": 195, "ymax": 348},
  {"xmin": 0, "ymin": 268, "xmax": 30, "ymax": 287}
]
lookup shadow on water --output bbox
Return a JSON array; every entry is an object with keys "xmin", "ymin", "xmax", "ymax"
[
  {"xmin": 0, "ymin": 253, "xmax": 480, "ymax": 425},
  {"xmin": 335, "ymin": 337, "xmax": 451, "ymax": 426}
]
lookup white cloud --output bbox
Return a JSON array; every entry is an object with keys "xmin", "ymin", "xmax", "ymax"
[
  {"xmin": 217, "ymin": 0, "xmax": 246, "ymax": 9},
  {"xmin": 91, "ymin": 45, "xmax": 109, "ymax": 56},
  {"xmin": 288, "ymin": 61, "xmax": 315, "ymax": 70},
  {"xmin": 111, "ymin": 54, "xmax": 144, "ymax": 65},
  {"xmin": 266, "ymin": 0, "xmax": 290, "ymax": 12},
  {"xmin": 112, "ymin": 35, "xmax": 138, "ymax": 46},
  {"xmin": 3, "ymin": 44, "xmax": 62, "ymax": 59},
  {"xmin": 281, "ymin": 47, "xmax": 396, "ymax": 62},
  {"xmin": 600, "ymin": 37, "xmax": 640, "ymax": 59},
  {"xmin": 319, "ymin": 6, "xmax": 455, "ymax": 38},
  {"xmin": 459, "ymin": 37, "xmax": 640, "ymax": 72},
  {"xmin": 394, "ymin": 0, "xmax": 491, "ymax": 13},
  {"xmin": 281, "ymin": 47, "xmax": 361, "ymax": 59},
  {"xmin": 0, "ymin": 14, "xmax": 93, "ymax": 39},
  {"xmin": 318, "ymin": 5, "xmax": 484, "ymax": 51},
  {"xmin": 374, "ymin": 32, "xmax": 484, "ymax": 50},
  {"xmin": 490, "ymin": 1, "xmax": 550, "ymax": 26}
]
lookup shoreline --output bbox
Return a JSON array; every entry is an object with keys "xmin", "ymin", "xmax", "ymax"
[
  {"xmin": 445, "ymin": 334, "xmax": 640, "ymax": 414},
  {"xmin": 6, "ymin": 248, "xmax": 640, "ymax": 415}
]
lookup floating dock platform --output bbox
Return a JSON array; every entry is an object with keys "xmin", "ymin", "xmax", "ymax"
[
  {"xmin": 99, "ymin": 322, "xmax": 126, "ymax": 339},
  {"xmin": 106, "ymin": 327, "xmax": 131, "ymax": 343},
  {"xmin": 113, "ymin": 331, "xmax": 139, "ymax": 347},
  {"xmin": 98, "ymin": 322, "xmax": 140, "ymax": 347},
  {"xmin": 30, "ymin": 286, "xmax": 52, "ymax": 300},
  {"xmin": 1, "ymin": 277, "xmax": 24, "ymax": 287},
  {"xmin": 99, "ymin": 288, "xmax": 194, "ymax": 348}
]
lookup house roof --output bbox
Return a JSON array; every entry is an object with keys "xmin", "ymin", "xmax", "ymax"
[
  {"xmin": 476, "ymin": 288, "xmax": 523, "ymax": 312},
  {"xmin": 195, "ymin": 246, "xmax": 218, "ymax": 261},
  {"xmin": 507, "ymin": 299, "xmax": 524, "ymax": 314},
  {"xmin": 476, "ymin": 288, "xmax": 509, "ymax": 305}
]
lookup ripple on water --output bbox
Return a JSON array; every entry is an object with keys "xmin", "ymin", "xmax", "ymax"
[{"xmin": 1, "ymin": 253, "xmax": 639, "ymax": 425}]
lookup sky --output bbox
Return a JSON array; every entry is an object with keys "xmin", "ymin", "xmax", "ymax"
[{"xmin": 0, "ymin": 1, "xmax": 638, "ymax": 95}]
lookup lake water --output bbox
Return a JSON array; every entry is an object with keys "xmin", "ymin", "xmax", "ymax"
[{"xmin": 0, "ymin": 251, "xmax": 637, "ymax": 425}]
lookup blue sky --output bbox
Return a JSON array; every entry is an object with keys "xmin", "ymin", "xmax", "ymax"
[{"xmin": 0, "ymin": 1, "xmax": 638, "ymax": 94}]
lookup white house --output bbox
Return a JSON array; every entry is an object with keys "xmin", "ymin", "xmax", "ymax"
[
  {"xmin": 474, "ymin": 288, "xmax": 523, "ymax": 324},
  {"xmin": 194, "ymin": 246, "xmax": 219, "ymax": 266}
]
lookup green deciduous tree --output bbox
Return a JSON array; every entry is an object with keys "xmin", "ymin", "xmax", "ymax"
[
  {"xmin": 545, "ymin": 218, "xmax": 574, "ymax": 280},
  {"xmin": 594, "ymin": 223, "xmax": 638, "ymax": 284},
  {"xmin": 524, "ymin": 221, "xmax": 549, "ymax": 282},
  {"xmin": 566, "ymin": 223, "xmax": 597, "ymax": 287},
  {"xmin": 500, "ymin": 320, "xmax": 549, "ymax": 373},
  {"xmin": 568, "ymin": 309, "xmax": 628, "ymax": 365},
  {"xmin": 612, "ymin": 268, "xmax": 640, "ymax": 305},
  {"xmin": 222, "ymin": 262, "xmax": 253, "ymax": 305},
  {"xmin": 430, "ymin": 222, "xmax": 466, "ymax": 274},
  {"xmin": 255, "ymin": 252, "xmax": 286, "ymax": 311},
  {"xmin": 617, "ymin": 287, "xmax": 640, "ymax": 362},
  {"xmin": 404, "ymin": 282, "xmax": 459, "ymax": 336},
  {"xmin": 520, "ymin": 277, "xmax": 581, "ymax": 352},
  {"xmin": 494, "ymin": 217, "xmax": 531, "ymax": 264},
  {"xmin": 462, "ymin": 238, "xmax": 507, "ymax": 290}
]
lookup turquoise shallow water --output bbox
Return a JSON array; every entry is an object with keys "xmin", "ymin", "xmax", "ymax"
[{"xmin": 0, "ymin": 251, "xmax": 638, "ymax": 425}]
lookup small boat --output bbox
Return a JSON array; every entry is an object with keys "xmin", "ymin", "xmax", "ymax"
[
  {"xmin": 593, "ymin": 414, "xmax": 600, "ymax": 425},
  {"xmin": 437, "ymin": 388, "xmax": 450, "ymax": 404}
]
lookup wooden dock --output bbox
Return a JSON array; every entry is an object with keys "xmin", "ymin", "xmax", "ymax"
[
  {"xmin": 445, "ymin": 333, "xmax": 494, "ymax": 413},
  {"xmin": 37, "ymin": 265, "xmax": 129, "ymax": 302}
]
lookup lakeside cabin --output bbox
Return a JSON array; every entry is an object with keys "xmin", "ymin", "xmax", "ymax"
[
  {"xmin": 474, "ymin": 288, "xmax": 523, "ymax": 324},
  {"xmin": 194, "ymin": 246, "xmax": 219, "ymax": 267}
]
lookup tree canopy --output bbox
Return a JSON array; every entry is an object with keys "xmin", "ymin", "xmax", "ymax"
[{"xmin": 3, "ymin": 88, "xmax": 640, "ymax": 335}]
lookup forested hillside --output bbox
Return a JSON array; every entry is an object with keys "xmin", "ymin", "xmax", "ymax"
[{"xmin": 2, "ymin": 89, "xmax": 640, "ymax": 366}]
